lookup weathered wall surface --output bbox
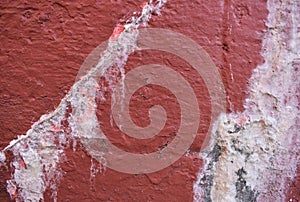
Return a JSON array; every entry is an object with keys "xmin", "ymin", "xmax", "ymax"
[{"xmin": 0, "ymin": 0, "xmax": 299, "ymax": 201}]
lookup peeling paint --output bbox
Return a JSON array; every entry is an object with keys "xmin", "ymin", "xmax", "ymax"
[
  {"xmin": 0, "ymin": 1, "xmax": 167, "ymax": 201},
  {"xmin": 194, "ymin": 0, "xmax": 300, "ymax": 201}
]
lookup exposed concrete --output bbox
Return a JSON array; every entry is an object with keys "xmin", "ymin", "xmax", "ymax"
[{"xmin": 194, "ymin": 0, "xmax": 300, "ymax": 201}]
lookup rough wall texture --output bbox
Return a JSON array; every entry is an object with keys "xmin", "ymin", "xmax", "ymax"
[
  {"xmin": 0, "ymin": 0, "xmax": 299, "ymax": 201},
  {"xmin": 194, "ymin": 0, "xmax": 300, "ymax": 201}
]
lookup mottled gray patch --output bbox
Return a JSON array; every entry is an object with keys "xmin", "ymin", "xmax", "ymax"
[
  {"xmin": 230, "ymin": 138, "xmax": 251, "ymax": 160},
  {"xmin": 228, "ymin": 124, "xmax": 242, "ymax": 134},
  {"xmin": 235, "ymin": 168, "xmax": 258, "ymax": 202},
  {"xmin": 199, "ymin": 144, "xmax": 222, "ymax": 202}
]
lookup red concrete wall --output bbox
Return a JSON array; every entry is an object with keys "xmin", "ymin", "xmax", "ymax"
[{"xmin": 0, "ymin": 0, "xmax": 299, "ymax": 201}]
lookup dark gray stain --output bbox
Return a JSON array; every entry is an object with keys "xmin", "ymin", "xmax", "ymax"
[
  {"xmin": 228, "ymin": 123, "xmax": 242, "ymax": 134},
  {"xmin": 230, "ymin": 138, "xmax": 252, "ymax": 161},
  {"xmin": 235, "ymin": 167, "xmax": 258, "ymax": 202},
  {"xmin": 199, "ymin": 143, "xmax": 222, "ymax": 202}
]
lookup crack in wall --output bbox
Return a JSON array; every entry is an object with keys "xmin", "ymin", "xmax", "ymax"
[{"xmin": 0, "ymin": 1, "xmax": 167, "ymax": 201}]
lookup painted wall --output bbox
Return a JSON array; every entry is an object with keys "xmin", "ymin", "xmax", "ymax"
[{"xmin": 0, "ymin": 0, "xmax": 299, "ymax": 201}]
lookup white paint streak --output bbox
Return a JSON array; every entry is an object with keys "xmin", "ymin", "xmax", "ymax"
[
  {"xmin": 194, "ymin": 0, "xmax": 299, "ymax": 201},
  {"xmin": 0, "ymin": 1, "xmax": 167, "ymax": 201}
]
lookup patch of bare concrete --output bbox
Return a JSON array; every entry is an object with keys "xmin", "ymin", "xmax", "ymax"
[{"xmin": 194, "ymin": 0, "xmax": 300, "ymax": 201}]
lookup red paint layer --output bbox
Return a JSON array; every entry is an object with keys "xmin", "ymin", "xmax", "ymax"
[{"xmin": 1, "ymin": 1, "xmax": 296, "ymax": 202}]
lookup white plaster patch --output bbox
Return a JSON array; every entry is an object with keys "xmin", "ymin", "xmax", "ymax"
[{"xmin": 194, "ymin": 0, "xmax": 300, "ymax": 201}]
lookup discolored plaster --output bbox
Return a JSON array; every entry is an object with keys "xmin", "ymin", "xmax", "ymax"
[{"xmin": 194, "ymin": 0, "xmax": 300, "ymax": 201}]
